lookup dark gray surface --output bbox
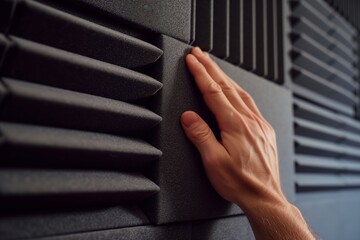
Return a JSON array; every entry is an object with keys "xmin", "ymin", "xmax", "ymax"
[
  {"xmin": 296, "ymin": 190, "xmax": 360, "ymax": 240},
  {"xmin": 228, "ymin": 0, "xmax": 242, "ymax": 65},
  {"xmin": 56, "ymin": 0, "xmax": 192, "ymax": 43},
  {"xmin": 0, "ymin": 168, "xmax": 159, "ymax": 208},
  {"xmin": 143, "ymin": 35, "xmax": 294, "ymax": 224},
  {"xmin": 254, "ymin": 0, "xmax": 267, "ymax": 76},
  {"xmin": 241, "ymin": 0, "xmax": 256, "ymax": 71},
  {"xmin": 0, "ymin": 78, "xmax": 161, "ymax": 136},
  {"xmin": 0, "ymin": 0, "xmax": 15, "ymax": 34},
  {"xmin": 266, "ymin": 0, "xmax": 279, "ymax": 81},
  {"xmin": 36, "ymin": 224, "xmax": 192, "ymax": 240},
  {"xmin": 192, "ymin": 215, "xmax": 255, "ymax": 240},
  {"xmin": 2, "ymin": 37, "xmax": 162, "ymax": 102},
  {"xmin": 0, "ymin": 206, "xmax": 150, "ymax": 240},
  {"xmin": 0, "ymin": 122, "xmax": 161, "ymax": 169},
  {"xmin": 291, "ymin": 66, "xmax": 355, "ymax": 106},
  {"xmin": 211, "ymin": 0, "xmax": 229, "ymax": 59},
  {"xmin": 7, "ymin": 0, "xmax": 163, "ymax": 69},
  {"xmin": 193, "ymin": 0, "xmax": 213, "ymax": 51}
]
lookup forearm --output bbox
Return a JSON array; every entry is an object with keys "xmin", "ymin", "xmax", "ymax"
[{"xmin": 241, "ymin": 198, "xmax": 316, "ymax": 240}]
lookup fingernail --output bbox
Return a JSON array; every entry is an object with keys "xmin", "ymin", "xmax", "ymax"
[
  {"xmin": 182, "ymin": 112, "xmax": 200, "ymax": 128},
  {"xmin": 194, "ymin": 46, "xmax": 204, "ymax": 55},
  {"xmin": 188, "ymin": 54, "xmax": 198, "ymax": 63}
]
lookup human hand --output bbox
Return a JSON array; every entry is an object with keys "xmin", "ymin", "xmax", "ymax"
[
  {"xmin": 181, "ymin": 47, "xmax": 315, "ymax": 240},
  {"xmin": 181, "ymin": 47, "xmax": 286, "ymax": 212}
]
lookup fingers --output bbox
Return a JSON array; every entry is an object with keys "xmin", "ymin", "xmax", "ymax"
[
  {"xmin": 185, "ymin": 54, "xmax": 237, "ymax": 129},
  {"xmin": 228, "ymin": 78, "xmax": 264, "ymax": 118},
  {"xmin": 191, "ymin": 48, "xmax": 251, "ymax": 115},
  {"xmin": 181, "ymin": 111, "xmax": 228, "ymax": 159},
  {"xmin": 191, "ymin": 47, "xmax": 264, "ymax": 120}
]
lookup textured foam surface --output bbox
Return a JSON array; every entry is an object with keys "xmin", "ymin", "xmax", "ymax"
[
  {"xmin": 0, "ymin": 168, "xmax": 159, "ymax": 208},
  {"xmin": 0, "ymin": 78, "xmax": 161, "ymax": 135},
  {"xmin": 0, "ymin": 205, "xmax": 149, "ymax": 240},
  {"xmin": 60, "ymin": 0, "xmax": 191, "ymax": 43},
  {"xmin": 143, "ymin": 35, "xmax": 294, "ymax": 224},
  {"xmin": 192, "ymin": 215, "xmax": 255, "ymax": 240},
  {"xmin": 0, "ymin": 34, "xmax": 10, "ymax": 71},
  {"xmin": 0, "ymin": 0, "xmax": 15, "ymax": 33},
  {"xmin": 0, "ymin": 122, "xmax": 161, "ymax": 168},
  {"xmin": 242, "ymin": 0, "xmax": 256, "ymax": 70},
  {"xmin": 254, "ymin": 0, "xmax": 268, "ymax": 76},
  {"xmin": 7, "ymin": 0, "xmax": 163, "ymax": 68},
  {"xmin": 2, "ymin": 37, "xmax": 162, "ymax": 101},
  {"xmin": 228, "ymin": 0, "xmax": 242, "ymax": 65},
  {"xmin": 194, "ymin": 0, "xmax": 213, "ymax": 51},
  {"xmin": 211, "ymin": 0, "xmax": 229, "ymax": 59},
  {"xmin": 37, "ymin": 224, "xmax": 192, "ymax": 240}
]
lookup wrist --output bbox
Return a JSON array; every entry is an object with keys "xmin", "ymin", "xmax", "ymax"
[
  {"xmin": 235, "ymin": 187, "xmax": 289, "ymax": 216},
  {"xmin": 240, "ymin": 197, "xmax": 315, "ymax": 240}
]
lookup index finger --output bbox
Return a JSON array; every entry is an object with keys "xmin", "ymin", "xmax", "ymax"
[{"xmin": 185, "ymin": 54, "xmax": 239, "ymax": 130}]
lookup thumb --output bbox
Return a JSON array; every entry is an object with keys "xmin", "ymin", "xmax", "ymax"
[{"xmin": 181, "ymin": 111, "xmax": 223, "ymax": 159}]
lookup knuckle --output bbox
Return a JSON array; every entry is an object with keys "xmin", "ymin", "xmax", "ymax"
[
  {"xmin": 217, "ymin": 79, "xmax": 233, "ymax": 91},
  {"xmin": 190, "ymin": 124, "xmax": 212, "ymax": 144},
  {"xmin": 223, "ymin": 111, "xmax": 245, "ymax": 132},
  {"xmin": 206, "ymin": 81, "xmax": 222, "ymax": 95},
  {"xmin": 240, "ymin": 91, "xmax": 251, "ymax": 100}
]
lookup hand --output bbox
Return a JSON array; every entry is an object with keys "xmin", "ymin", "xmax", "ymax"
[
  {"xmin": 181, "ymin": 47, "xmax": 286, "ymax": 212},
  {"xmin": 181, "ymin": 47, "xmax": 316, "ymax": 240}
]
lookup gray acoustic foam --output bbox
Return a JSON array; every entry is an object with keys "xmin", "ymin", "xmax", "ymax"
[
  {"xmin": 57, "ymin": 0, "xmax": 191, "ymax": 43},
  {"xmin": 192, "ymin": 215, "xmax": 255, "ymax": 240},
  {"xmin": 211, "ymin": 0, "xmax": 229, "ymax": 59},
  {"xmin": 3, "ymin": 0, "xmax": 163, "ymax": 69},
  {"xmin": 228, "ymin": 0, "xmax": 242, "ymax": 65},
  {"xmin": 296, "ymin": 190, "xmax": 360, "ymax": 240},
  {"xmin": 1, "ymin": 36, "xmax": 162, "ymax": 101},
  {"xmin": 0, "ymin": 168, "xmax": 159, "ymax": 208},
  {"xmin": 0, "ymin": 122, "xmax": 162, "ymax": 169},
  {"xmin": 35, "ymin": 224, "xmax": 191, "ymax": 240},
  {"xmin": 193, "ymin": 0, "xmax": 214, "ymax": 51},
  {"xmin": 143, "ymin": 35, "xmax": 294, "ymax": 225},
  {"xmin": 0, "ymin": 78, "xmax": 161, "ymax": 135},
  {"xmin": 0, "ymin": 34, "xmax": 10, "ymax": 70},
  {"xmin": 0, "ymin": 0, "xmax": 15, "ymax": 33},
  {"xmin": 254, "ymin": 0, "xmax": 268, "ymax": 76},
  {"xmin": 0, "ymin": 205, "xmax": 149, "ymax": 240},
  {"xmin": 241, "ymin": 0, "xmax": 256, "ymax": 71}
]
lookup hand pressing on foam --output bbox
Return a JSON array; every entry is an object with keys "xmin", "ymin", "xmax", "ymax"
[{"xmin": 181, "ymin": 47, "xmax": 316, "ymax": 240}]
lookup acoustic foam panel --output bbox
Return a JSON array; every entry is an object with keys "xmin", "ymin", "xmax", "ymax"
[
  {"xmin": 241, "ymin": 0, "xmax": 256, "ymax": 71},
  {"xmin": 193, "ymin": 0, "xmax": 213, "ymax": 51},
  {"xmin": 254, "ymin": 0, "xmax": 268, "ymax": 76},
  {"xmin": 0, "ymin": 78, "xmax": 162, "ymax": 136},
  {"xmin": 0, "ymin": 122, "xmax": 162, "ymax": 169},
  {"xmin": 1, "ymin": 0, "xmax": 163, "ymax": 69},
  {"xmin": 0, "ymin": 168, "xmax": 159, "ymax": 208},
  {"xmin": 142, "ymin": 35, "xmax": 294, "ymax": 224},
  {"xmin": 33, "ymin": 224, "xmax": 192, "ymax": 240},
  {"xmin": 191, "ymin": 215, "xmax": 255, "ymax": 240},
  {"xmin": 47, "ymin": 0, "xmax": 192, "ymax": 43},
  {"xmin": 0, "ymin": 206, "xmax": 150, "ymax": 240},
  {"xmin": 211, "ymin": 0, "xmax": 229, "ymax": 59},
  {"xmin": 296, "ymin": 190, "xmax": 360, "ymax": 240},
  {"xmin": 228, "ymin": 0, "xmax": 242, "ymax": 65},
  {"xmin": 0, "ymin": 36, "xmax": 162, "ymax": 102}
]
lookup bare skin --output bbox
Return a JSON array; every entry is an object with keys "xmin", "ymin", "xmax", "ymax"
[{"xmin": 181, "ymin": 47, "xmax": 316, "ymax": 240}]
